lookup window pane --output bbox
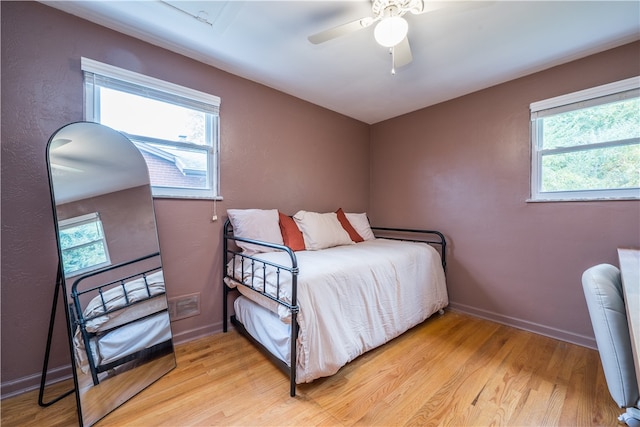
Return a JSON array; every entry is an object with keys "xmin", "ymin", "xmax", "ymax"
[
  {"xmin": 59, "ymin": 214, "xmax": 110, "ymax": 275},
  {"xmin": 541, "ymin": 144, "xmax": 640, "ymax": 192},
  {"xmin": 136, "ymin": 142, "xmax": 209, "ymax": 190},
  {"xmin": 59, "ymin": 222, "xmax": 104, "ymax": 250},
  {"xmin": 542, "ymin": 98, "xmax": 640, "ymax": 149},
  {"xmin": 99, "ymin": 87, "xmax": 208, "ymax": 146},
  {"xmin": 83, "ymin": 59, "xmax": 220, "ymax": 199},
  {"xmin": 62, "ymin": 242, "xmax": 108, "ymax": 275}
]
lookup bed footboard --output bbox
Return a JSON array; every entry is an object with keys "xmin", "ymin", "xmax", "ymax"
[{"xmin": 222, "ymin": 218, "xmax": 299, "ymax": 396}]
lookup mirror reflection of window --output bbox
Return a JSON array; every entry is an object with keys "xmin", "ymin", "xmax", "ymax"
[{"xmin": 58, "ymin": 212, "xmax": 111, "ymax": 276}]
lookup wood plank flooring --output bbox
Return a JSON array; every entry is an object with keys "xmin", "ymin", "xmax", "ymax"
[{"xmin": 1, "ymin": 311, "xmax": 621, "ymax": 426}]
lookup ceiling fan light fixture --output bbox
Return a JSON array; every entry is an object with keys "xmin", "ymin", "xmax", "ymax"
[{"xmin": 374, "ymin": 16, "xmax": 408, "ymax": 48}]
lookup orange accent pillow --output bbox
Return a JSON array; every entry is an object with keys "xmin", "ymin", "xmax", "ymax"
[
  {"xmin": 278, "ymin": 211, "xmax": 306, "ymax": 251},
  {"xmin": 336, "ymin": 208, "xmax": 364, "ymax": 243}
]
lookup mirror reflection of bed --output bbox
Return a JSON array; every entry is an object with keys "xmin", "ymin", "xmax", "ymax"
[
  {"xmin": 46, "ymin": 122, "xmax": 176, "ymax": 427},
  {"xmin": 70, "ymin": 259, "xmax": 172, "ymax": 380}
]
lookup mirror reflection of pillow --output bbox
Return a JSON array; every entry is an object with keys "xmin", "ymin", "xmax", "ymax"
[{"xmin": 227, "ymin": 209, "xmax": 284, "ymax": 255}]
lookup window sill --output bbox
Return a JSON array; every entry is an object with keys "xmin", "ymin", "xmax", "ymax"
[
  {"xmin": 152, "ymin": 195, "xmax": 223, "ymax": 201},
  {"xmin": 527, "ymin": 197, "xmax": 639, "ymax": 203}
]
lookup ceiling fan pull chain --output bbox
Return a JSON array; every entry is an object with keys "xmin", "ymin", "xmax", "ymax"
[{"xmin": 390, "ymin": 47, "xmax": 396, "ymax": 75}]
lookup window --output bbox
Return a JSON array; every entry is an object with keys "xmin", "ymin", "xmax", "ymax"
[
  {"xmin": 530, "ymin": 76, "xmax": 640, "ymax": 201},
  {"xmin": 58, "ymin": 213, "xmax": 111, "ymax": 276},
  {"xmin": 82, "ymin": 57, "xmax": 221, "ymax": 199}
]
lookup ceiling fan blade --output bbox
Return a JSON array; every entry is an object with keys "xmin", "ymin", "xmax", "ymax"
[
  {"xmin": 51, "ymin": 163, "xmax": 84, "ymax": 173},
  {"xmin": 50, "ymin": 138, "xmax": 72, "ymax": 151},
  {"xmin": 394, "ymin": 37, "xmax": 412, "ymax": 68},
  {"xmin": 308, "ymin": 17, "xmax": 374, "ymax": 44}
]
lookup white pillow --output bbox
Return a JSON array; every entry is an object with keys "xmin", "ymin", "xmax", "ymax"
[
  {"xmin": 345, "ymin": 213, "xmax": 375, "ymax": 241},
  {"xmin": 293, "ymin": 210, "xmax": 353, "ymax": 250},
  {"xmin": 227, "ymin": 209, "xmax": 284, "ymax": 255}
]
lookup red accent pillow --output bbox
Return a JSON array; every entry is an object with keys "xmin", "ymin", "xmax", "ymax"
[
  {"xmin": 278, "ymin": 211, "xmax": 306, "ymax": 251},
  {"xmin": 336, "ymin": 208, "xmax": 364, "ymax": 243}
]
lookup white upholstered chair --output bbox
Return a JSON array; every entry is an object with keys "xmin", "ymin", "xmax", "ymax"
[{"xmin": 582, "ymin": 263, "xmax": 640, "ymax": 426}]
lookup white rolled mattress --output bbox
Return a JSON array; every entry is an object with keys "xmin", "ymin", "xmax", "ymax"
[{"xmin": 234, "ymin": 295, "xmax": 291, "ymax": 365}]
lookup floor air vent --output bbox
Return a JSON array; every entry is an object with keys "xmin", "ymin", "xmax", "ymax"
[{"xmin": 168, "ymin": 293, "xmax": 200, "ymax": 321}]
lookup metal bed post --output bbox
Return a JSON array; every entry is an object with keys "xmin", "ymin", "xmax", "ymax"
[
  {"xmin": 223, "ymin": 219, "xmax": 230, "ymax": 333},
  {"xmin": 289, "ymin": 273, "xmax": 298, "ymax": 397}
]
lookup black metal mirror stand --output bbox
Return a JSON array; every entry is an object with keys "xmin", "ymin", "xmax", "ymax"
[{"xmin": 38, "ymin": 261, "xmax": 77, "ymax": 410}]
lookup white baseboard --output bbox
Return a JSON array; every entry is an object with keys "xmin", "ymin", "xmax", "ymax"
[{"xmin": 447, "ymin": 302, "xmax": 597, "ymax": 350}]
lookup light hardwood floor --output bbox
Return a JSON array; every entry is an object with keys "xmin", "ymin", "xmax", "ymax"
[{"xmin": 2, "ymin": 311, "xmax": 621, "ymax": 426}]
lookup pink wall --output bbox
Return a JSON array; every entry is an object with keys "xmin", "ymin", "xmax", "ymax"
[
  {"xmin": 0, "ymin": 2, "xmax": 369, "ymax": 397},
  {"xmin": 370, "ymin": 41, "xmax": 640, "ymax": 346}
]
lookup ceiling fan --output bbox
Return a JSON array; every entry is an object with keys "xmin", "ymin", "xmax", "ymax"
[
  {"xmin": 49, "ymin": 138, "xmax": 85, "ymax": 173},
  {"xmin": 308, "ymin": 0, "xmax": 433, "ymax": 74}
]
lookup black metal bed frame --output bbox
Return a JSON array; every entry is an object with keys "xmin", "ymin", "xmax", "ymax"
[
  {"xmin": 222, "ymin": 217, "xmax": 446, "ymax": 397},
  {"xmin": 70, "ymin": 252, "xmax": 173, "ymax": 386}
]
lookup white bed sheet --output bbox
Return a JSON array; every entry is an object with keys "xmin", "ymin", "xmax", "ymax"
[{"xmin": 227, "ymin": 238, "xmax": 448, "ymax": 383}]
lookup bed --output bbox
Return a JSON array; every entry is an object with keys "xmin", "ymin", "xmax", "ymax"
[
  {"xmin": 70, "ymin": 252, "xmax": 174, "ymax": 386},
  {"xmin": 222, "ymin": 209, "xmax": 448, "ymax": 396}
]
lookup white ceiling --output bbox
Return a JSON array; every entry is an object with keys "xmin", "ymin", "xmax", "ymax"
[{"xmin": 41, "ymin": 1, "xmax": 640, "ymax": 124}]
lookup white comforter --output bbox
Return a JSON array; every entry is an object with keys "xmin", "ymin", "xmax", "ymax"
[{"xmin": 227, "ymin": 238, "xmax": 448, "ymax": 383}]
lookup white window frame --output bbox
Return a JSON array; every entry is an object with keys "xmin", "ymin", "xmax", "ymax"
[
  {"xmin": 81, "ymin": 57, "xmax": 222, "ymax": 200},
  {"xmin": 529, "ymin": 76, "xmax": 640, "ymax": 202},
  {"xmin": 58, "ymin": 212, "xmax": 111, "ymax": 277}
]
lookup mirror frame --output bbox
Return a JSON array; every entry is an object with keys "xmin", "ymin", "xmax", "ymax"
[{"xmin": 42, "ymin": 121, "xmax": 176, "ymax": 426}]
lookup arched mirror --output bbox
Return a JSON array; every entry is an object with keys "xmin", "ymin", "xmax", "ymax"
[{"xmin": 45, "ymin": 122, "xmax": 176, "ymax": 426}]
